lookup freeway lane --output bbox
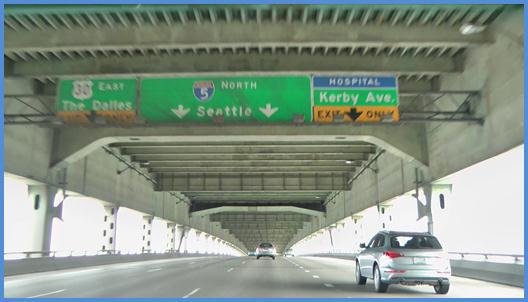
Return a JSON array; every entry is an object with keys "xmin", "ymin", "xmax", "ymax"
[{"xmin": 4, "ymin": 256, "xmax": 523, "ymax": 298}]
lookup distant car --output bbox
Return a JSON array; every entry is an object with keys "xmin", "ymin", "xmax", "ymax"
[
  {"xmin": 284, "ymin": 249, "xmax": 295, "ymax": 257},
  {"xmin": 256, "ymin": 243, "xmax": 276, "ymax": 260},
  {"xmin": 355, "ymin": 231, "xmax": 451, "ymax": 294}
]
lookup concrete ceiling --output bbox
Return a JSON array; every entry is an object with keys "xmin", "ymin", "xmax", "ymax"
[{"xmin": 3, "ymin": 4, "xmax": 508, "ymax": 252}]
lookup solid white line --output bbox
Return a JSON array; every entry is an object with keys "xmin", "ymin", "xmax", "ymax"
[
  {"xmin": 227, "ymin": 268, "xmax": 234, "ymax": 272},
  {"xmin": 312, "ymin": 275, "xmax": 320, "ymax": 279},
  {"xmin": 27, "ymin": 289, "xmax": 66, "ymax": 298},
  {"xmin": 182, "ymin": 288, "xmax": 200, "ymax": 298},
  {"xmin": 324, "ymin": 283, "xmax": 335, "ymax": 288},
  {"xmin": 304, "ymin": 270, "xmax": 310, "ymax": 273},
  {"xmin": 147, "ymin": 268, "xmax": 162, "ymax": 273}
]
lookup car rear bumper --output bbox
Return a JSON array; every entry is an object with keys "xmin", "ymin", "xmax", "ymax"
[
  {"xmin": 385, "ymin": 277, "xmax": 450, "ymax": 286},
  {"xmin": 381, "ymin": 268, "xmax": 451, "ymax": 285}
]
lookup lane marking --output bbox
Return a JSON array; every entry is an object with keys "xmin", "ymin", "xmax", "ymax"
[
  {"xmin": 27, "ymin": 289, "xmax": 66, "ymax": 298},
  {"xmin": 227, "ymin": 268, "xmax": 234, "ymax": 272},
  {"xmin": 182, "ymin": 288, "xmax": 200, "ymax": 298},
  {"xmin": 312, "ymin": 275, "xmax": 320, "ymax": 279},
  {"xmin": 304, "ymin": 270, "xmax": 310, "ymax": 273},
  {"xmin": 324, "ymin": 283, "xmax": 335, "ymax": 288},
  {"xmin": 299, "ymin": 266, "xmax": 304, "ymax": 269},
  {"xmin": 242, "ymin": 261, "xmax": 246, "ymax": 264},
  {"xmin": 147, "ymin": 268, "xmax": 162, "ymax": 273}
]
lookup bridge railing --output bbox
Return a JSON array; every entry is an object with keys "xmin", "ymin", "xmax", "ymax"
[
  {"xmin": 448, "ymin": 252, "xmax": 524, "ymax": 265},
  {"xmin": 4, "ymin": 249, "xmax": 226, "ymax": 260}
]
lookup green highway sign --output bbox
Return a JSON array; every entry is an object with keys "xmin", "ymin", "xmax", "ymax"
[
  {"xmin": 140, "ymin": 76, "xmax": 311, "ymax": 123},
  {"xmin": 58, "ymin": 79, "xmax": 137, "ymax": 113}
]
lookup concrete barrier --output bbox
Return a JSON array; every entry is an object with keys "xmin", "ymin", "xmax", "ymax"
[
  {"xmin": 4, "ymin": 253, "xmax": 227, "ymax": 276},
  {"xmin": 301, "ymin": 253, "xmax": 524, "ymax": 288}
]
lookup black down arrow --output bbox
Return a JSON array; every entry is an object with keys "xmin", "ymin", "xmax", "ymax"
[{"xmin": 346, "ymin": 107, "xmax": 362, "ymax": 121}]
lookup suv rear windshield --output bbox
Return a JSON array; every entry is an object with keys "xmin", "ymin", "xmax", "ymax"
[
  {"xmin": 259, "ymin": 243, "xmax": 273, "ymax": 248},
  {"xmin": 390, "ymin": 235, "xmax": 442, "ymax": 249}
]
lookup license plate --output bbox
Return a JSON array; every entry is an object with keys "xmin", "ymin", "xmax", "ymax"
[{"xmin": 414, "ymin": 257, "xmax": 427, "ymax": 264}]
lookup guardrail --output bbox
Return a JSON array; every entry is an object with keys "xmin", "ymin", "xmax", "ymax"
[
  {"xmin": 4, "ymin": 250, "xmax": 235, "ymax": 276},
  {"xmin": 4, "ymin": 249, "xmax": 227, "ymax": 260},
  {"xmin": 448, "ymin": 252, "xmax": 524, "ymax": 265},
  {"xmin": 296, "ymin": 251, "xmax": 524, "ymax": 265}
]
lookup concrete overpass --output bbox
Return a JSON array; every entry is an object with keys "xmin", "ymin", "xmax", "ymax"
[{"xmin": 3, "ymin": 4, "xmax": 524, "ymax": 298}]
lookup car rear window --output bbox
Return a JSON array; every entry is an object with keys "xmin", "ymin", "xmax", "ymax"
[
  {"xmin": 390, "ymin": 235, "xmax": 442, "ymax": 249},
  {"xmin": 259, "ymin": 243, "xmax": 273, "ymax": 248}
]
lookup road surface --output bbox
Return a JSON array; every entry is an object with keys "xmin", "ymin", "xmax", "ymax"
[{"xmin": 4, "ymin": 256, "xmax": 524, "ymax": 298}]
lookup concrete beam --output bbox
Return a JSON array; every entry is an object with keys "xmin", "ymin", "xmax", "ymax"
[
  {"xmin": 50, "ymin": 125, "xmax": 429, "ymax": 170},
  {"xmin": 157, "ymin": 173, "xmax": 348, "ymax": 191},
  {"xmin": 10, "ymin": 54, "xmax": 458, "ymax": 77},
  {"xmin": 190, "ymin": 206, "xmax": 325, "ymax": 218},
  {"xmin": 5, "ymin": 23, "xmax": 489, "ymax": 53}
]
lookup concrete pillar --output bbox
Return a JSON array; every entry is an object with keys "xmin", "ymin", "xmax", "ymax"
[
  {"xmin": 175, "ymin": 225, "xmax": 185, "ymax": 253},
  {"xmin": 179, "ymin": 226, "xmax": 190, "ymax": 253},
  {"xmin": 166, "ymin": 223, "xmax": 176, "ymax": 252},
  {"xmin": 27, "ymin": 185, "xmax": 58, "ymax": 253},
  {"xmin": 203, "ymin": 234, "xmax": 210, "ymax": 254},
  {"xmin": 216, "ymin": 238, "xmax": 222, "ymax": 255},
  {"xmin": 195, "ymin": 230, "xmax": 202, "ymax": 254},
  {"xmin": 328, "ymin": 225, "xmax": 336, "ymax": 253},
  {"xmin": 142, "ymin": 215, "xmax": 153, "ymax": 253},
  {"xmin": 102, "ymin": 205, "xmax": 119, "ymax": 253},
  {"xmin": 351, "ymin": 215, "xmax": 363, "ymax": 251},
  {"xmin": 379, "ymin": 204, "xmax": 392, "ymax": 230}
]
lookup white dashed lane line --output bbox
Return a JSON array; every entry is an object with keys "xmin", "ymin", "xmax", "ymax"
[
  {"xmin": 182, "ymin": 288, "xmax": 200, "ymax": 298},
  {"xmin": 304, "ymin": 270, "xmax": 310, "ymax": 273},
  {"xmin": 147, "ymin": 268, "xmax": 162, "ymax": 273},
  {"xmin": 324, "ymin": 283, "xmax": 335, "ymax": 288},
  {"xmin": 27, "ymin": 289, "xmax": 66, "ymax": 298},
  {"xmin": 227, "ymin": 268, "xmax": 234, "ymax": 272},
  {"xmin": 312, "ymin": 275, "xmax": 320, "ymax": 279}
]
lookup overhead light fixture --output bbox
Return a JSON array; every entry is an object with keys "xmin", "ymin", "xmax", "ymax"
[
  {"xmin": 315, "ymin": 196, "xmax": 321, "ymax": 199},
  {"xmin": 345, "ymin": 160, "xmax": 354, "ymax": 164},
  {"xmin": 459, "ymin": 23, "xmax": 486, "ymax": 35}
]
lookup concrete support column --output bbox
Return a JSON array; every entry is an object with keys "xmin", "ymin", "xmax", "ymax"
[
  {"xmin": 216, "ymin": 238, "xmax": 222, "ymax": 255},
  {"xmin": 379, "ymin": 205, "xmax": 392, "ymax": 230},
  {"xmin": 328, "ymin": 226, "xmax": 336, "ymax": 253},
  {"xmin": 351, "ymin": 215, "xmax": 363, "ymax": 252},
  {"xmin": 175, "ymin": 225, "xmax": 185, "ymax": 253},
  {"xmin": 194, "ymin": 231, "xmax": 202, "ymax": 254},
  {"xmin": 221, "ymin": 240, "xmax": 227, "ymax": 255},
  {"xmin": 27, "ymin": 185, "xmax": 58, "ymax": 252},
  {"xmin": 142, "ymin": 215, "xmax": 153, "ymax": 253},
  {"xmin": 203, "ymin": 234, "xmax": 210, "ymax": 254},
  {"xmin": 166, "ymin": 223, "xmax": 176, "ymax": 252},
  {"xmin": 181, "ymin": 227, "xmax": 190, "ymax": 253},
  {"xmin": 102, "ymin": 205, "xmax": 119, "ymax": 253}
]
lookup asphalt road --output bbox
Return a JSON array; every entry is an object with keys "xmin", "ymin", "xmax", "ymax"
[{"xmin": 4, "ymin": 256, "xmax": 524, "ymax": 298}]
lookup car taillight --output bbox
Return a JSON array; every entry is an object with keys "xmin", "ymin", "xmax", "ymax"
[{"xmin": 384, "ymin": 251, "xmax": 404, "ymax": 258}]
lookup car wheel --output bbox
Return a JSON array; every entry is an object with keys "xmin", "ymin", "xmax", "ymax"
[
  {"xmin": 272, "ymin": 256, "xmax": 276, "ymax": 260},
  {"xmin": 355, "ymin": 261, "xmax": 367, "ymax": 285},
  {"xmin": 257, "ymin": 256, "xmax": 260, "ymax": 260},
  {"xmin": 434, "ymin": 283, "xmax": 450, "ymax": 294},
  {"xmin": 373, "ymin": 264, "xmax": 389, "ymax": 293}
]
